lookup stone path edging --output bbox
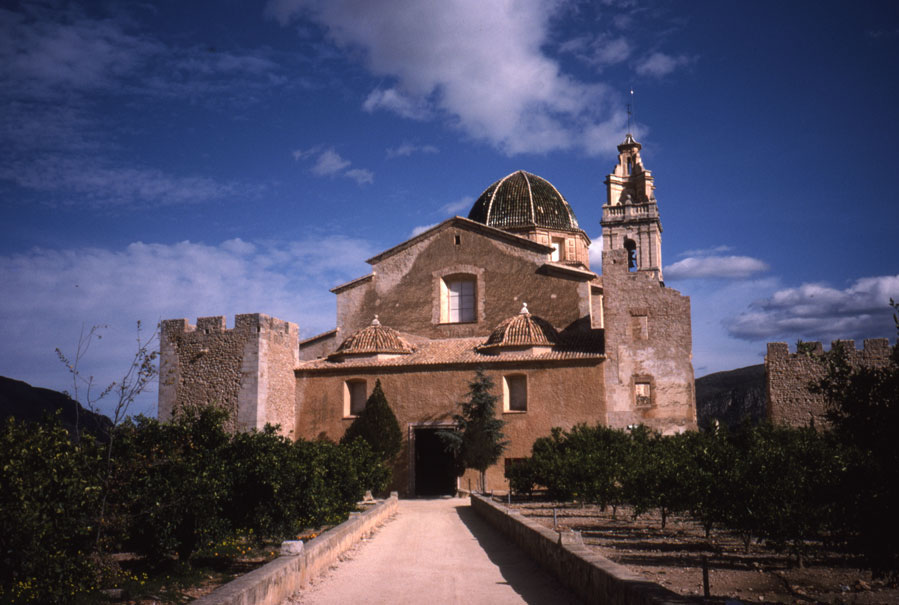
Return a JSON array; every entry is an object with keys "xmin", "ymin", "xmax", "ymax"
[
  {"xmin": 470, "ymin": 494, "xmax": 692, "ymax": 605},
  {"xmin": 193, "ymin": 493, "xmax": 399, "ymax": 605}
]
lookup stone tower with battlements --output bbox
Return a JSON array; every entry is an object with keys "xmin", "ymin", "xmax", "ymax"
[
  {"xmin": 601, "ymin": 133, "xmax": 663, "ymax": 282},
  {"xmin": 159, "ymin": 313, "xmax": 299, "ymax": 436}
]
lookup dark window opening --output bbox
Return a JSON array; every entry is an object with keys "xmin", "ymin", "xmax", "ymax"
[{"xmin": 454, "ymin": 234, "xmax": 461, "ymax": 245}]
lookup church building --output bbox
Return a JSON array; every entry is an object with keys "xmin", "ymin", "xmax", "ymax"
[{"xmin": 158, "ymin": 134, "xmax": 696, "ymax": 496}]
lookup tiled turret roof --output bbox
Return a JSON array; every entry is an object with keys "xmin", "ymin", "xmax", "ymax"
[
  {"xmin": 332, "ymin": 316, "xmax": 415, "ymax": 357},
  {"xmin": 478, "ymin": 303, "xmax": 559, "ymax": 352},
  {"xmin": 467, "ymin": 170, "xmax": 581, "ymax": 232}
]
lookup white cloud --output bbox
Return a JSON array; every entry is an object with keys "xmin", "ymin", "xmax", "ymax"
[
  {"xmin": 560, "ymin": 34, "xmax": 632, "ymax": 69},
  {"xmin": 363, "ymin": 88, "xmax": 431, "ymax": 120},
  {"xmin": 266, "ymin": 0, "xmax": 623, "ymax": 155},
  {"xmin": 386, "ymin": 142, "xmax": 439, "ymax": 159},
  {"xmin": 440, "ymin": 196, "xmax": 473, "ymax": 215},
  {"xmin": 665, "ymin": 255, "xmax": 770, "ymax": 280},
  {"xmin": 0, "ymin": 155, "xmax": 246, "ymax": 207},
  {"xmin": 588, "ymin": 235, "xmax": 603, "ymax": 268},
  {"xmin": 727, "ymin": 275, "xmax": 899, "ymax": 342},
  {"xmin": 344, "ymin": 167, "xmax": 374, "ymax": 184},
  {"xmin": 311, "ymin": 149, "xmax": 351, "ymax": 176},
  {"xmin": 294, "ymin": 147, "xmax": 374, "ymax": 185},
  {"xmin": 410, "ymin": 223, "xmax": 439, "ymax": 237},
  {"xmin": 635, "ymin": 52, "xmax": 691, "ymax": 77},
  {"xmin": 0, "ymin": 236, "xmax": 376, "ymax": 418},
  {"xmin": 678, "ymin": 245, "xmax": 733, "ymax": 258}
]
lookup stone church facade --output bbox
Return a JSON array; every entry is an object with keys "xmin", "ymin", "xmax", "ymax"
[{"xmin": 159, "ymin": 134, "xmax": 696, "ymax": 495}]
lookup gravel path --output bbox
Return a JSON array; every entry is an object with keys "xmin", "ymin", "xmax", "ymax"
[{"xmin": 284, "ymin": 497, "xmax": 580, "ymax": 605}]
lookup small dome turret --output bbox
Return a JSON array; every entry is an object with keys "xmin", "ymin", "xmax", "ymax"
[
  {"xmin": 478, "ymin": 303, "xmax": 559, "ymax": 353},
  {"xmin": 330, "ymin": 316, "xmax": 415, "ymax": 359}
]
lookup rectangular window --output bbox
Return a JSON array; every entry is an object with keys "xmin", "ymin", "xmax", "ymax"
[
  {"xmin": 550, "ymin": 237, "xmax": 564, "ymax": 262},
  {"xmin": 504, "ymin": 375, "xmax": 527, "ymax": 412},
  {"xmin": 635, "ymin": 382, "xmax": 651, "ymax": 407},
  {"xmin": 447, "ymin": 279, "xmax": 475, "ymax": 323},
  {"xmin": 345, "ymin": 380, "xmax": 367, "ymax": 416}
]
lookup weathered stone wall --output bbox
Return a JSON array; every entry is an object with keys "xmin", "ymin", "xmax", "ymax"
[
  {"xmin": 765, "ymin": 338, "xmax": 891, "ymax": 427},
  {"xmin": 601, "ymin": 248, "xmax": 696, "ymax": 434},
  {"xmin": 159, "ymin": 314, "xmax": 298, "ymax": 435},
  {"xmin": 295, "ymin": 360, "xmax": 605, "ymax": 496},
  {"xmin": 334, "ymin": 220, "xmax": 594, "ymax": 343}
]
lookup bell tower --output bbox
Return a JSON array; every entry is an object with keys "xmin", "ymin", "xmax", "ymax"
[{"xmin": 601, "ymin": 133, "xmax": 663, "ymax": 281}]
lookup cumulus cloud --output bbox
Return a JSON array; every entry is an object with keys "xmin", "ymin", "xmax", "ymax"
[
  {"xmin": 293, "ymin": 147, "xmax": 374, "ymax": 184},
  {"xmin": 665, "ymin": 255, "xmax": 770, "ymax": 280},
  {"xmin": 265, "ymin": 0, "xmax": 623, "ymax": 155},
  {"xmin": 386, "ymin": 142, "xmax": 439, "ymax": 159},
  {"xmin": 635, "ymin": 52, "xmax": 692, "ymax": 77},
  {"xmin": 0, "ymin": 236, "xmax": 376, "ymax": 417},
  {"xmin": 727, "ymin": 275, "xmax": 899, "ymax": 342}
]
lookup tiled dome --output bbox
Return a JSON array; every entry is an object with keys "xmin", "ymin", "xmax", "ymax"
[
  {"xmin": 479, "ymin": 303, "xmax": 558, "ymax": 352},
  {"xmin": 333, "ymin": 316, "xmax": 415, "ymax": 357},
  {"xmin": 468, "ymin": 170, "xmax": 580, "ymax": 232}
]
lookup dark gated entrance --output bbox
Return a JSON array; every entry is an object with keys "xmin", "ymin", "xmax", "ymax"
[{"xmin": 413, "ymin": 427, "xmax": 457, "ymax": 496}]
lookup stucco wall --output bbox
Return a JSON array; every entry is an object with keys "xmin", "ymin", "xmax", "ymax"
[
  {"xmin": 334, "ymin": 222, "xmax": 593, "ymax": 342},
  {"xmin": 601, "ymin": 249, "xmax": 695, "ymax": 434},
  {"xmin": 765, "ymin": 339, "xmax": 892, "ymax": 427},
  {"xmin": 295, "ymin": 360, "xmax": 605, "ymax": 496}
]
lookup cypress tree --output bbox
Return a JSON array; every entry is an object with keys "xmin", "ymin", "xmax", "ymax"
[
  {"xmin": 340, "ymin": 379, "xmax": 402, "ymax": 462},
  {"xmin": 439, "ymin": 369, "xmax": 508, "ymax": 492}
]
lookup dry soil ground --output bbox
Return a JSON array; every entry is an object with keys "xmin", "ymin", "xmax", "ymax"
[{"xmin": 516, "ymin": 501, "xmax": 899, "ymax": 604}]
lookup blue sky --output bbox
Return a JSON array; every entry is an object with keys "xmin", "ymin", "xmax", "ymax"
[{"xmin": 2, "ymin": 0, "xmax": 898, "ymax": 418}]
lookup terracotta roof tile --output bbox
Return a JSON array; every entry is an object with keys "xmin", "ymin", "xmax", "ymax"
[
  {"xmin": 331, "ymin": 317, "xmax": 415, "ymax": 357},
  {"xmin": 299, "ymin": 332, "xmax": 604, "ymax": 373}
]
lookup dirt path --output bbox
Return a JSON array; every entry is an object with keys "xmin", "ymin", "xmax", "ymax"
[{"xmin": 284, "ymin": 497, "xmax": 581, "ymax": 605}]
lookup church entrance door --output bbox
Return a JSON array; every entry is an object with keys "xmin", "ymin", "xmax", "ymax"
[{"xmin": 413, "ymin": 427, "xmax": 456, "ymax": 497}]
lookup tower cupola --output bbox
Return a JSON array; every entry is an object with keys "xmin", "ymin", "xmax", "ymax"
[{"xmin": 601, "ymin": 133, "xmax": 663, "ymax": 280}]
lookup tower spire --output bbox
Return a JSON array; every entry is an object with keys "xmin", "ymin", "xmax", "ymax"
[{"xmin": 627, "ymin": 89, "xmax": 634, "ymax": 134}]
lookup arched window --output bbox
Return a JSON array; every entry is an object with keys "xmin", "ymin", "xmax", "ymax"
[{"xmin": 624, "ymin": 238, "xmax": 638, "ymax": 271}]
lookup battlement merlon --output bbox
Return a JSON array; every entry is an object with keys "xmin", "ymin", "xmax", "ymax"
[
  {"xmin": 162, "ymin": 314, "xmax": 299, "ymax": 339},
  {"xmin": 767, "ymin": 338, "xmax": 891, "ymax": 358}
]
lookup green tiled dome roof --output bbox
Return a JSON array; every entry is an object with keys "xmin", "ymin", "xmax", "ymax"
[{"xmin": 468, "ymin": 170, "xmax": 580, "ymax": 231}]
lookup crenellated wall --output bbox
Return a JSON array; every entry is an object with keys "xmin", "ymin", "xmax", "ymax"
[
  {"xmin": 159, "ymin": 314, "xmax": 299, "ymax": 435},
  {"xmin": 765, "ymin": 338, "xmax": 892, "ymax": 427}
]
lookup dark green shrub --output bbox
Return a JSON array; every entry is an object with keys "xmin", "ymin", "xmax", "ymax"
[{"xmin": 0, "ymin": 415, "xmax": 104, "ymax": 602}]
